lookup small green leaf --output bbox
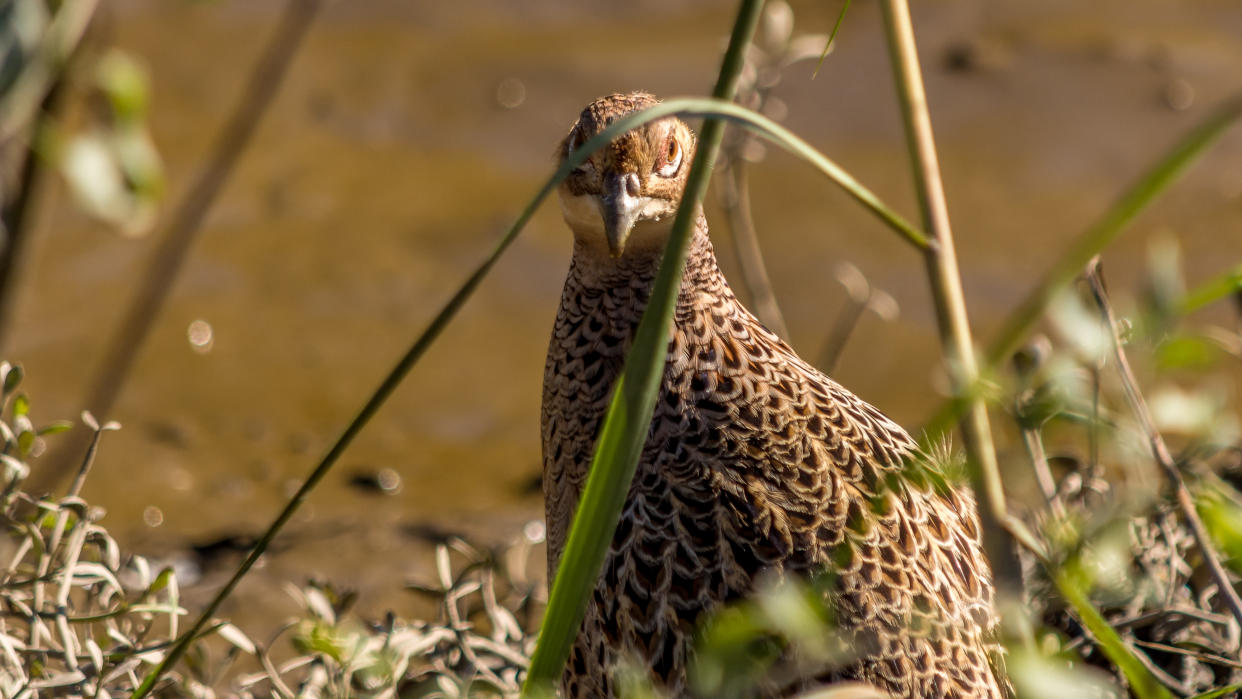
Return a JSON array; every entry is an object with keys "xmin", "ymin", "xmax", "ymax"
[
  {"xmin": 1197, "ymin": 486, "xmax": 1242, "ymax": 573},
  {"xmin": 36, "ymin": 420, "xmax": 73, "ymax": 436},
  {"xmin": 1179, "ymin": 263, "xmax": 1242, "ymax": 316},
  {"xmin": 2, "ymin": 363, "xmax": 22, "ymax": 397},
  {"xmin": 17, "ymin": 429, "xmax": 33, "ymax": 457},
  {"xmin": 1008, "ymin": 646, "xmax": 1124, "ymax": 699},
  {"xmin": 0, "ymin": 453, "xmax": 28, "ymax": 481},
  {"xmin": 1156, "ymin": 333, "xmax": 1221, "ymax": 370},
  {"xmin": 148, "ymin": 566, "xmax": 174, "ymax": 594},
  {"xmin": 95, "ymin": 49, "xmax": 151, "ymax": 122}
]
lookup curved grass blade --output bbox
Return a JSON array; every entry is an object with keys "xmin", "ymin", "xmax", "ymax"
[
  {"xmin": 521, "ymin": 0, "xmax": 767, "ymax": 693},
  {"xmin": 921, "ymin": 91, "xmax": 1242, "ymax": 440},
  {"xmin": 1179, "ymin": 262, "xmax": 1242, "ymax": 316},
  {"xmin": 583, "ymin": 97, "xmax": 930, "ymax": 249}
]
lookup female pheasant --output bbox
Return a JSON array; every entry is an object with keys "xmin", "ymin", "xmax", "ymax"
[{"xmin": 541, "ymin": 92, "xmax": 1001, "ymax": 698}]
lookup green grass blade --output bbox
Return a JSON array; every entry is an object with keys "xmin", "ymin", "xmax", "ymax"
[
  {"xmin": 1188, "ymin": 683, "xmax": 1242, "ymax": 699},
  {"xmin": 521, "ymin": 0, "xmax": 767, "ymax": 693},
  {"xmin": 921, "ymin": 91, "xmax": 1242, "ymax": 440},
  {"xmin": 1053, "ymin": 558, "xmax": 1174, "ymax": 699},
  {"xmin": 984, "ymin": 91, "xmax": 1242, "ymax": 369},
  {"xmin": 623, "ymin": 98, "xmax": 931, "ymax": 248},
  {"xmin": 813, "ymin": 0, "xmax": 853, "ymax": 78}
]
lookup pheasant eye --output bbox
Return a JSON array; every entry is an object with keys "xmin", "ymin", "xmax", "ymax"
[
  {"xmin": 566, "ymin": 130, "xmax": 590, "ymax": 173},
  {"xmin": 657, "ymin": 137, "xmax": 682, "ymax": 177}
]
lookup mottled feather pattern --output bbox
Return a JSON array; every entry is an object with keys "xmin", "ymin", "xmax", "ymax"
[{"xmin": 542, "ymin": 93, "xmax": 1000, "ymax": 698}]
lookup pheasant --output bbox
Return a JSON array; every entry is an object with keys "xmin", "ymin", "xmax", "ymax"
[{"xmin": 541, "ymin": 92, "xmax": 1001, "ymax": 698}]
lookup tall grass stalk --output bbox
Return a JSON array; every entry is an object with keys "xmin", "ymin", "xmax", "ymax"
[
  {"xmin": 521, "ymin": 1, "xmax": 766, "ymax": 692},
  {"xmin": 876, "ymin": 7, "xmax": 1228, "ymax": 693},
  {"xmin": 877, "ymin": 0, "xmax": 1025, "ymax": 585}
]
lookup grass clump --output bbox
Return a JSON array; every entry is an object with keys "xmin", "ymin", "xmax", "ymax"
[{"xmin": 0, "ymin": 361, "xmax": 543, "ymax": 698}]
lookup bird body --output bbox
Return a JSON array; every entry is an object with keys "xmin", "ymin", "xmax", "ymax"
[{"xmin": 542, "ymin": 93, "xmax": 1000, "ymax": 698}]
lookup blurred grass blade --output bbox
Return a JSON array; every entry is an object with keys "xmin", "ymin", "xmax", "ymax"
[
  {"xmin": 1178, "ymin": 263, "xmax": 1242, "ymax": 315},
  {"xmin": 522, "ymin": 0, "xmax": 766, "ymax": 693},
  {"xmin": 1053, "ymin": 559, "xmax": 1173, "ymax": 699},
  {"xmin": 813, "ymin": 0, "xmax": 852, "ymax": 78},
  {"xmin": 922, "ymin": 91, "xmax": 1242, "ymax": 439},
  {"xmin": 984, "ymin": 91, "xmax": 1242, "ymax": 369}
]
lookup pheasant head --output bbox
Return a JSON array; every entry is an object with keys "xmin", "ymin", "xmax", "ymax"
[{"xmin": 556, "ymin": 92, "xmax": 698, "ymax": 258}]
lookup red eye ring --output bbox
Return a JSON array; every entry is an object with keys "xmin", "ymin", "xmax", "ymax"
[{"xmin": 657, "ymin": 137, "xmax": 683, "ymax": 177}]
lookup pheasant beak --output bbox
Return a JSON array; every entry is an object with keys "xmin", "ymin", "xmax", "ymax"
[{"xmin": 600, "ymin": 172, "xmax": 641, "ymax": 258}]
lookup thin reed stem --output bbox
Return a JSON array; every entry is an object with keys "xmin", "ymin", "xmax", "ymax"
[{"xmin": 877, "ymin": 0, "xmax": 1024, "ymax": 586}]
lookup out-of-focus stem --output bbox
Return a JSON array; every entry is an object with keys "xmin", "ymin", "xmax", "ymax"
[
  {"xmin": 1019, "ymin": 427, "xmax": 1062, "ymax": 518},
  {"xmin": 0, "ymin": 0, "xmax": 99, "ymax": 144},
  {"xmin": 717, "ymin": 153, "xmax": 790, "ymax": 338},
  {"xmin": 32, "ymin": 0, "xmax": 323, "ymax": 493}
]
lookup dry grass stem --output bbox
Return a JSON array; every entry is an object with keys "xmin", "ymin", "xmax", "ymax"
[{"xmin": 1084, "ymin": 258, "xmax": 1242, "ymax": 628}]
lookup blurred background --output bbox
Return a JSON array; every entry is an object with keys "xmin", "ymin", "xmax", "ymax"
[{"xmin": 5, "ymin": 0, "xmax": 1241, "ymax": 637}]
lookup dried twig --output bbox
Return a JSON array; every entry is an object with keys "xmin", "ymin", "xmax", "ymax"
[
  {"xmin": 1019, "ymin": 428, "xmax": 1064, "ymax": 518},
  {"xmin": 1085, "ymin": 257, "xmax": 1242, "ymax": 628}
]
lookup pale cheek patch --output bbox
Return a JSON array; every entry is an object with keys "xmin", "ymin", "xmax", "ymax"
[
  {"xmin": 634, "ymin": 197, "xmax": 674, "ymax": 223},
  {"xmin": 559, "ymin": 193, "xmax": 672, "ymax": 232},
  {"xmin": 560, "ymin": 193, "xmax": 604, "ymax": 234},
  {"xmin": 559, "ymin": 191, "xmax": 678, "ymax": 256}
]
